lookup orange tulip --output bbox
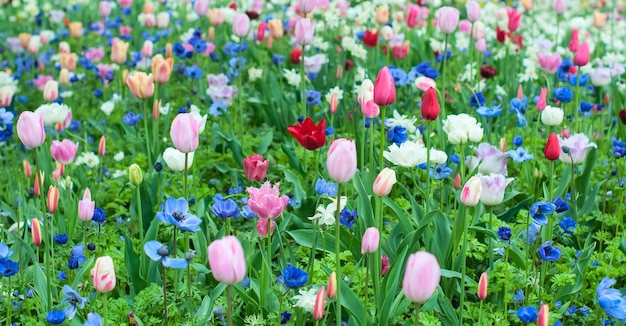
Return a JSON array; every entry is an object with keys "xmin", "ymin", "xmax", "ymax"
[
  {"xmin": 151, "ymin": 55, "xmax": 173, "ymax": 84},
  {"xmin": 111, "ymin": 40, "xmax": 129, "ymax": 64},
  {"xmin": 126, "ymin": 72, "xmax": 155, "ymax": 99}
]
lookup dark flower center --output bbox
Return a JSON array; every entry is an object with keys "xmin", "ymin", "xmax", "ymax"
[
  {"xmin": 158, "ymin": 245, "xmax": 170, "ymax": 257},
  {"xmin": 172, "ymin": 211, "xmax": 185, "ymax": 221}
]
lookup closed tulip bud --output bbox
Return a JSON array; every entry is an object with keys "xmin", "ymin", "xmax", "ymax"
[
  {"xmin": 243, "ymin": 154, "xmax": 269, "ymax": 182},
  {"xmin": 522, "ymin": 0, "xmax": 533, "ymax": 11},
  {"xmin": 294, "ymin": 18, "xmax": 315, "ymax": 46},
  {"xmin": 298, "ymin": 0, "xmax": 318, "ymax": 14},
  {"xmin": 421, "ymin": 87, "xmax": 440, "ymax": 121},
  {"xmin": 475, "ymin": 37, "xmax": 487, "ymax": 52},
  {"xmin": 604, "ymin": 93, "xmax": 610, "ymax": 106},
  {"xmin": 170, "ymin": 113, "xmax": 203, "ymax": 153},
  {"xmin": 153, "ymin": 99, "xmax": 161, "ymax": 120},
  {"xmin": 50, "ymin": 139, "xmax": 79, "ymax": 165},
  {"xmin": 594, "ymin": 11, "xmax": 607, "ymax": 29},
  {"xmin": 373, "ymin": 168, "xmax": 396, "ymax": 196},
  {"xmin": 329, "ymin": 93, "xmax": 338, "ymax": 114},
  {"xmin": 142, "ymin": 2, "xmax": 155, "ymax": 13},
  {"xmin": 361, "ymin": 227, "xmax": 380, "ymax": 254},
  {"xmin": 69, "ymin": 22, "xmax": 83, "ymax": 38},
  {"xmin": 43, "ymin": 80, "xmax": 58, "ymax": 101},
  {"xmin": 78, "ymin": 187, "xmax": 95, "ymax": 221},
  {"xmin": 461, "ymin": 176, "xmax": 482, "ymax": 206},
  {"xmin": 47, "ymin": 186, "xmax": 59, "ymax": 213},
  {"xmin": 165, "ymin": 43, "xmax": 173, "ymax": 58},
  {"xmin": 373, "ymin": 66, "xmax": 396, "ymax": 106},
  {"xmin": 537, "ymin": 304, "xmax": 549, "ymax": 326},
  {"xmin": 256, "ymin": 219, "xmax": 275, "ymax": 238},
  {"xmin": 0, "ymin": 86, "xmax": 15, "ymax": 107},
  {"xmin": 326, "ymin": 139, "xmax": 357, "ymax": 183},
  {"xmin": 99, "ymin": 1, "xmax": 112, "ymax": 18},
  {"xmin": 541, "ymin": 106, "xmax": 564, "ymax": 126},
  {"xmin": 313, "ymin": 286, "xmax": 326, "ymax": 320},
  {"xmin": 232, "ymin": 13, "xmax": 251, "ymax": 38},
  {"xmin": 467, "ymin": 1, "xmax": 480, "ymax": 22},
  {"xmin": 537, "ymin": 87, "xmax": 548, "ymax": 111},
  {"xmin": 208, "ymin": 236, "xmax": 247, "ymax": 284},
  {"xmin": 17, "ymin": 111, "xmax": 46, "ymax": 148},
  {"xmin": 128, "ymin": 164, "xmax": 143, "ymax": 186},
  {"xmin": 553, "ymin": 0, "xmax": 567, "ymax": 14},
  {"xmin": 454, "ymin": 173, "xmax": 461, "ymax": 190},
  {"xmin": 141, "ymin": 40, "xmax": 153, "ymax": 58},
  {"xmin": 500, "ymin": 137, "xmax": 507, "ymax": 152},
  {"xmin": 194, "ymin": 0, "xmax": 209, "ymax": 16},
  {"xmin": 568, "ymin": 29, "xmax": 579, "ymax": 53},
  {"xmin": 327, "ymin": 272, "xmax": 337, "ymax": 299},
  {"xmin": 23, "ymin": 160, "xmax": 32, "ymax": 178},
  {"xmin": 151, "ymin": 55, "xmax": 173, "ymax": 84},
  {"xmin": 256, "ymin": 22, "xmax": 267, "ymax": 42},
  {"xmin": 111, "ymin": 40, "xmax": 129, "ymax": 64},
  {"xmin": 209, "ymin": 9, "xmax": 224, "ymax": 26},
  {"xmin": 91, "ymin": 256, "xmax": 116, "ymax": 293},
  {"xmin": 126, "ymin": 72, "xmax": 154, "ymax": 99},
  {"xmin": 544, "ymin": 133, "xmax": 561, "ymax": 161},
  {"xmin": 19, "ymin": 33, "xmax": 31, "ymax": 49},
  {"xmin": 98, "ymin": 135, "xmax": 106, "ymax": 156},
  {"xmin": 402, "ymin": 251, "xmax": 441, "ymax": 303},
  {"xmin": 357, "ymin": 79, "xmax": 374, "ymax": 105},
  {"xmin": 34, "ymin": 172, "xmax": 43, "ymax": 196},
  {"xmin": 32, "ymin": 218, "xmax": 42, "ymax": 246},
  {"xmin": 268, "ymin": 19, "xmax": 283, "ymax": 39},
  {"xmin": 361, "ymin": 100, "xmax": 380, "ymax": 118},
  {"xmin": 59, "ymin": 42, "xmax": 71, "ymax": 54},
  {"xmin": 156, "ymin": 12, "xmax": 170, "ymax": 29},
  {"xmin": 437, "ymin": 7, "xmax": 460, "ymax": 34},
  {"xmin": 573, "ymin": 41, "xmax": 590, "ymax": 67},
  {"xmin": 477, "ymin": 272, "xmax": 488, "ymax": 300},
  {"xmin": 59, "ymin": 69, "xmax": 70, "ymax": 84},
  {"xmin": 375, "ymin": 6, "xmax": 389, "ymax": 24}
]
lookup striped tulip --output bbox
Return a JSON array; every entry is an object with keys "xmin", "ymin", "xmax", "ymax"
[
  {"xmin": 313, "ymin": 286, "xmax": 326, "ymax": 320},
  {"xmin": 32, "ymin": 218, "xmax": 42, "ymax": 246},
  {"xmin": 47, "ymin": 186, "xmax": 59, "ymax": 213}
]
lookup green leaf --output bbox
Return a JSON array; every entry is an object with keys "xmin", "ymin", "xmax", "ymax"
[
  {"xmin": 280, "ymin": 143, "xmax": 305, "ymax": 176},
  {"xmin": 33, "ymin": 262, "xmax": 48, "ymax": 309},
  {"xmin": 124, "ymin": 236, "xmax": 147, "ymax": 295},
  {"xmin": 620, "ymin": 237, "xmax": 626, "ymax": 256},
  {"xmin": 555, "ymin": 241, "xmax": 596, "ymax": 301},
  {"xmin": 256, "ymin": 131, "xmax": 274, "ymax": 155},
  {"xmin": 284, "ymin": 169, "xmax": 306, "ymax": 200},
  {"xmin": 218, "ymin": 131, "xmax": 245, "ymax": 168},
  {"xmin": 440, "ymin": 269, "xmax": 478, "ymax": 285},
  {"xmin": 71, "ymin": 256, "xmax": 95, "ymax": 290}
]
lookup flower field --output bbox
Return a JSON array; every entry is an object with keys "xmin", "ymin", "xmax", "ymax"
[{"xmin": 0, "ymin": 0, "xmax": 625, "ymax": 325}]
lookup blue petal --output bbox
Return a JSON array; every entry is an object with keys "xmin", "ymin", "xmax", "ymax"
[
  {"xmin": 162, "ymin": 257, "xmax": 188, "ymax": 269},
  {"xmin": 144, "ymin": 240, "xmax": 164, "ymax": 261}
]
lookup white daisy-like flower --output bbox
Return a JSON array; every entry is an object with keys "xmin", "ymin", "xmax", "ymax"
[
  {"xmin": 283, "ymin": 69, "xmax": 301, "ymax": 88},
  {"xmin": 114, "ymin": 152, "xmax": 125, "ymax": 162},
  {"xmin": 325, "ymin": 86, "xmax": 344, "ymax": 103},
  {"xmin": 308, "ymin": 197, "xmax": 348, "ymax": 226},
  {"xmin": 248, "ymin": 67, "xmax": 263, "ymax": 82},
  {"xmin": 385, "ymin": 109, "xmax": 417, "ymax": 133},
  {"xmin": 292, "ymin": 287, "xmax": 320, "ymax": 313},
  {"xmin": 100, "ymin": 101, "xmax": 115, "ymax": 116},
  {"xmin": 75, "ymin": 152, "xmax": 100, "ymax": 169}
]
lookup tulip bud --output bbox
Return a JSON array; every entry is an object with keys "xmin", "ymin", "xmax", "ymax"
[
  {"xmin": 537, "ymin": 304, "xmax": 549, "ymax": 326},
  {"xmin": 313, "ymin": 286, "xmax": 326, "ymax": 321},
  {"xmin": 544, "ymin": 133, "xmax": 560, "ymax": 161},
  {"xmin": 454, "ymin": 173, "xmax": 461, "ymax": 190},
  {"xmin": 499, "ymin": 137, "xmax": 507, "ymax": 152},
  {"xmin": 91, "ymin": 256, "xmax": 117, "ymax": 293},
  {"xmin": 460, "ymin": 176, "xmax": 482, "ymax": 206},
  {"xmin": 373, "ymin": 168, "xmax": 396, "ymax": 196},
  {"xmin": 34, "ymin": 172, "xmax": 43, "ymax": 196},
  {"xmin": 402, "ymin": 251, "xmax": 441, "ymax": 303},
  {"xmin": 373, "ymin": 66, "xmax": 396, "ymax": 106},
  {"xmin": 23, "ymin": 160, "xmax": 32, "ymax": 178},
  {"xmin": 604, "ymin": 93, "xmax": 610, "ymax": 106},
  {"xmin": 381, "ymin": 255, "xmax": 390, "ymax": 276},
  {"xmin": 208, "ymin": 236, "xmax": 247, "ymax": 284},
  {"xmin": 78, "ymin": 187, "xmax": 95, "ymax": 222},
  {"xmin": 568, "ymin": 29, "xmax": 579, "ymax": 53},
  {"xmin": 326, "ymin": 139, "xmax": 357, "ymax": 183},
  {"xmin": 477, "ymin": 272, "xmax": 488, "ymax": 300},
  {"xmin": 129, "ymin": 164, "xmax": 143, "ymax": 186},
  {"xmin": 534, "ymin": 168, "xmax": 543, "ymax": 178},
  {"xmin": 32, "ymin": 218, "xmax": 42, "ymax": 246},
  {"xmin": 361, "ymin": 227, "xmax": 380, "ymax": 254},
  {"xmin": 47, "ymin": 186, "xmax": 59, "ymax": 213},
  {"xmin": 327, "ymin": 272, "xmax": 337, "ymax": 299},
  {"xmin": 166, "ymin": 43, "xmax": 173, "ymax": 58},
  {"xmin": 99, "ymin": 135, "xmax": 106, "ymax": 156},
  {"xmin": 43, "ymin": 80, "xmax": 59, "ymax": 101},
  {"xmin": 243, "ymin": 154, "xmax": 269, "ymax": 182},
  {"xmin": 537, "ymin": 87, "xmax": 548, "ymax": 111},
  {"xmin": 420, "ymin": 87, "xmax": 440, "ymax": 121},
  {"xmin": 573, "ymin": 41, "xmax": 590, "ymax": 67}
]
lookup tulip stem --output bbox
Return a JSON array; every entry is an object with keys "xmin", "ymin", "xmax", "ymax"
[
  {"xmin": 574, "ymin": 65, "xmax": 582, "ymax": 133},
  {"xmin": 414, "ymin": 303, "xmax": 420, "ymax": 326},
  {"xmin": 478, "ymin": 299, "xmax": 483, "ymax": 325},
  {"xmin": 569, "ymin": 156, "xmax": 578, "ymax": 222},
  {"xmin": 300, "ymin": 45, "xmax": 306, "ymax": 118},
  {"xmin": 488, "ymin": 206, "xmax": 493, "ymax": 270},
  {"xmin": 103, "ymin": 292, "xmax": 109, "ymax": 326},
  {"xmin": 136, "ymin": 185, "xmax": 144, "ymax": 247},
  {"xmin": 363, "ymin": 254, "xmax": 369, "ymax": 325},
  {"xmin": 458, "ymin": 206, "xmax": 470, "ymax": 325},
  {"xmin": 503, "ymin": 244, "xmax": 509, "ymax": 320},
  {"xmin": 335, "ymin": 183, "xmax": 343, "ymax": 326},
  {"xmin": 227, "ymin": 285, "xmax": 233, "ymax": 326},
  {"xmin": 33, "ymin": 148, "xmax": 52, "ymax": 311},
  {"xmin": 142, "ymin": 100, "xmax": 152, "ymax": 170},
  {"xmin": 441, "ymin": 34, "xmax": 449, "ymax": 120},
  {"xmin": 379, "ymin": 105, "xmax": 387, "ymax": 172},
  {"xmin": 425, "ymin": 121, "xmax": 432, "ymax": 212},
  {"xmin": 162, "ymin": 263, "xmax": 168, "ymax": 325}
]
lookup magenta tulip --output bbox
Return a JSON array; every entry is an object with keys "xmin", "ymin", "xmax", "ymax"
[
  {"xmin": 246, "ymin": 182, "xmax": 289, "ymax": 219},
  {"xmin": 208, "ymin": 236, "xmax": 246, "ymax": 284},
  {"xmin": 50, "ymin": 139, "xmax": 79, "ymax": 165},
  {"xmin": 326, "ymin": 138, "xmax": 357, "ymax": 184},
  {"xmin": 402, "ymin": 251, "xmax": 441, "ymax": 303},
  {"xmin": 573, "ymin": 41, "xmax": 590, "ymax": 67},
  {"xmin": 243, "ymin": 154, "xmax": 269, "ymax": 182},
  {"xmin": 373, "ymin": 66, "xmax": 396, "ymax": 106},
  {"xmin": 17, "ymin": 111, "xmax": 46, "ymax": 148},
  {"xmin": 170, "ymin": 113, "xmax": 200, "ymax": 153}
]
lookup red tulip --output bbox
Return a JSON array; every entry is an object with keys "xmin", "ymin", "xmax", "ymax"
[
  {"xmin": 290, "ymin": 48, "xmax": 302, "ymax": 64},
  {"xmin": 544, "ymin": 133, "xmax": 561, "ymax": 161},
  {"xmin": 362, "ymin": 30, "xmax": 378, "ymax": 47},
  {"xmin": 421, "ymin": 87, "xmax": 440, "ymax": 121},
  {"xmin": 619, "ymin": 109, "xmax": 626, "ymax": 125},
  {"xmin": 287, "ymin": 117, "xmax": 326, "ymax": 150}
]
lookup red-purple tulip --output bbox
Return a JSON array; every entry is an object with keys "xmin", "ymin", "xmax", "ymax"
[
  {"xmin": 421, "ymin": 87, "xmax": 440, "ymax": 121},
  {"xmin": 373, "ymin": 66, "xmax": 396, "ymax": 106},
  {"xmin": 287, "ymin": 117, "xmax": 326, "ymax": 150},
  {"xmin": 544, "ymin": 133, "xmax": 561, "ymax": 161},
  {"xmin": 243, "ymin": 154, "xmax": 269, "ymax": 182}
]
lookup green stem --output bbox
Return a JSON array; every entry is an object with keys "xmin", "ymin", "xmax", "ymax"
[
  {"xmin": 574, "ymin": 66, "xmax": 582, "ymax": 133},
  {"xmin": 6, "ymin": 277, "xmax": 11, "ymax": 326},
  {"xmin": 187, "ymin": 264, "xmax": 193, "ymax": 317},
  {"xmin": 488, "ymin": 207, "xmax": 493, "ymax": 270},
  {"xmin": 238, "ymin": 39, "xmax": 245, "ymax": 148},
  {"xmin": 136, "ymin": 186, "xmax": 144, "ymax": 246},
  {"xmin": 570, "ymin": 160, "xmax": 578, "ymax": 221},
  {"xmin": 335, "ymin": 183, "xmax": 343, "ymax": 326},
  {"xmin": 300, "ymin": 45, "xmax": 306, "ymax": 118},
  {"xmin": 425, "ymin": 121, "xmax": 432, "ymax": 212},
  {"xmin": 478, "ymin": 299, "xmax": 483, "ymax": 325},
  {"xmin": 227, "ymin": 285, "xmax": 234, "ymax": 326},
  {"xmin": 33, "ymin": 149, "xmax": 52, "ymax": 311},
  {"xmin": 379, "ymin": 105, "xmax": 387, "ymax": 171},
  {"xmin": 162, "ymin": 263, "xmax": 168, "ymax": 325},
  {"xmin": 503, "ymin": 244, "xmax": 509, "ymax": 320},
  {"xmin": 142, "ymin": 100, "xmax": 152, "ymax": 169},
  {"xmin": 414, "ymin": 303, "xmax": 421, "ymax": 326},
  {"xmin": 441, "ymin": 34, "xmax": 449, "ymax": 120},
  {"xmin": 459, "ymin": 206, "xmax": 470, "ymax": 325},
  {"xmin": 363, "ymin": 254, "xmax": 369, "ymax": 325}
]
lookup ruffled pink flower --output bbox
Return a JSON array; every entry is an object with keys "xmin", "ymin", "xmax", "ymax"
[
  {"xmin": 246, "ymin": 182, "xmax": 289, "ymax": 219},
  {"xmin": 85, "ymin": 47, "xmax": 105, "ymax": 62}
]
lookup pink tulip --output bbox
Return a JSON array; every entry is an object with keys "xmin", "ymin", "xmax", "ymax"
[
  {"xmin": 326, "ymin": 138, "xmax": 357, "ymax": 183},
  {"xmin": 327, "ymin": 272, "xmax": 337, "ymax": 299},
  {"xmin": 118, "ymin": 0, "xmax": 132, "ymax": 8},
  {"xmin": 478, "ymin": 174, "xmax": 513, "ymax": 206},
  {"xmin": 43, "ymin": 80, "xmax": 58, "ymax": 101},
  {"xmin": 98, "ymin": 135, "xmax": 106, "ymax": 156},
  {"xmin": 313, "ymin": 286, "xmax": 326, "ymax": 320},
  {"xmin": 573, "ymin": 41, "xmax": 590, "ymax": 67},
  {"xmin": 477, "ymin": 272, "xmax": 488, "ymax": 300},
  {"xmin": 553, "ymin": 0, "xmax": 567, "ymax": 14},
  {"xmin": 402, "ymin": 251, "xmax": 441, "ymax": 303},
  {"xmin": 194, "ymin": 0, "xmax": 210, "ymax": 16},
  {"xmin": 23, "ymin": 160, "xmax": 32, "ymax": 178},
  {"xmin": 507, "ymin": 7, "xmax": 522, "ymax": 32},
  {"xmin": 381, "ymin": 255, "xmax": 390, "ymax": 276},
  {"xmin": 0, "ymin": 86, "xmax": 14, "ymax": 107},
  {"xmin": 467, "ymin": 1, "xmax": 480, "ymax": 22},
  {"xmin": 170, "ymin": 113, "xmax": 201, "ymax": 153},
  {"xmin": 91, "ymin": 256, "xmax": 116, "ymax": 292},
  {"xmin": 34, "ymin": 172, "xmax": 43, "ymax": 196},
  {"xmin": 406, "ymin": 5, "xmax": 420, "ymax": 28},
  {"xmin": 126, "ymin": 71, "xmax": 154, "ymax": 99},
  {"xmin": 47, "ymin": 186, "xmax": 59, "ymax": 213},
  {"xmin": 568, "ymin": 29, "xmax": 579, "ymax": 53},
  {"xmin": 459, "ymin": 20, "xmax": 471, "ymax": 34},
  {"xmin": 295, "ymin": 18, "xmax": 315, "ymax": 46},
  {"xmin": 243, "ymin": 154, "xmax": 269, "ymax": 182},
  {"xmin": 461, "ymin": 176, "xmax": 482, "ymax": 206},
  {"xmin": 373, "ymin": 167, "xmax": 396, "ymax": 196},
  {"xmin": 475, "ymin": 38, "xmax": 487, "ymax": 52},
  {"xmin": 78, "ymin": 188, "xmax": 95, "ymax": 222},
  {"xmin": 537, "ymin": 53, "xmax": 562, "ymax": 73},
  {"xmin": 232, "ymin": 13, "xmax": 250, "ymax": 38},
  {"xmin": 361, "ymin": 100, "xmax": 380, "ymax": 118},
  {"xmin": 298, "ymin": 0, "xmax": 318, "ymax": 14},
  {"xmin": 246, "ymin": 182, "xmax": 289, "ymax": 219},
  {"xmin": 537, "ymin": 87, "xmax": 548, "ymax": 111},
  {"xmin": 437, "ymin": 7, "xmax": 460, "ymax": 34},
  {"xmin": 17, "ymin": 111, "xmax": 46, "ymax": 148},
  {"xmin": 373, "ymin": 66, "xmax": 396, "ymax": 106},
  {"xmin": 208, "ymin": 236, "xmax": 246, "ymax": 284},
  {"xmin": 99, "ymin": 1, "xmax": 112, "ymax": 18},
  {"xmin": 50, "ymin": 139, "xmax": 79, "ymax": 165},
  {"xmin": 361, "ymin": 227, "xmax": 380, "ymax": 254},
  {"xmin": 32, "ymin": 218, "xmax": 42, "ymax": 246},
  {"xmin": 537, "ymin": 304, "xmax": 549, "ymax": 326},
  {"xmin": 256, "ymin": 21, "xmax": 267, "ymax": 42},
  {"xmin": 256, "ymin": 219, "xmax": 275, "ymax": 238},
  {"xmin": 141, "ymin": 41, "xmax": 153, "ymax": 58},
  {"xmin": 558, "ymin": 133, "xmax": 596, "ymax": 164}
]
